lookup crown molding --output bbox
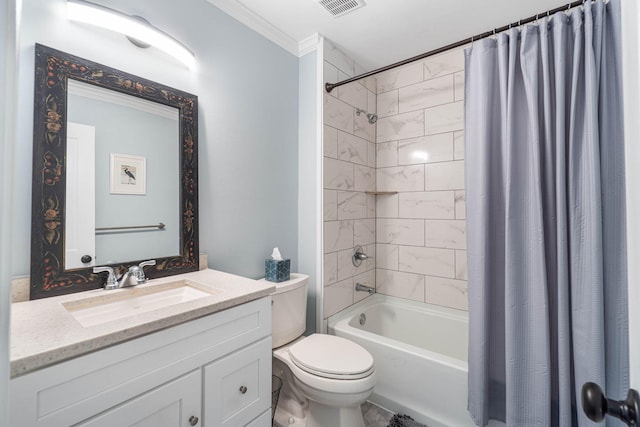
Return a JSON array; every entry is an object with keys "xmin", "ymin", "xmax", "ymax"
[
  {"xmin": 298, "ymin": 33, "xmax": 320, "ymax": 56},
  {"xmin": 207, "ymin": 0, "xmax": 299, "ymax": 56},
  {"xmin": 68, "ymin": 79, "xmax": 179, "ymax": 121}
]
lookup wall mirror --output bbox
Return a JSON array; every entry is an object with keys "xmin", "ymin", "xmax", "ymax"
[{"xmin": 30, "ymin": 44, "xmax": 199, "ymax": 299}]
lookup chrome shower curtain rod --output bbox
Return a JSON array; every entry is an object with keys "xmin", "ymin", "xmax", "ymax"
[{"xmin": 325, "ymin": 0, "xmax": 585, "ymax": 93}]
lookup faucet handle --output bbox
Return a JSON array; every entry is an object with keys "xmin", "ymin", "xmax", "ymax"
[
  {"xmin": 134, "ymin": 259, "xmax": 156, "ymax": 283},
  {"xmin": 93, "ymin": 266, "xmax": 118, "ymax": 290},
  {"xmin": 138, "ymin": 259, "xmax": 156, "ymax": 268},
  {"xmin": 352, "ymin": 245, "xmax": 369, "ymax": 267}
]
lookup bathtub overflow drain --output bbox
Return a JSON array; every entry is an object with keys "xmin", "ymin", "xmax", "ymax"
[{"xmin": 359, "ymin": 313, "xmax": 366, "ymax": 325}]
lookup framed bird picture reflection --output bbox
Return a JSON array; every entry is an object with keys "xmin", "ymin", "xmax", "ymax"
[{"xmin": 110, "ymin": 153, "xmax": 146, "ymax": 195}]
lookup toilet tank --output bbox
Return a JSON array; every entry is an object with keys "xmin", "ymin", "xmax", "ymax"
[{"xmin": 263, "ymin": 273, "xmax": 309, "ymax": 348}]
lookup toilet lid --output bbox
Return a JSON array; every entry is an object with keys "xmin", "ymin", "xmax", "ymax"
[{"xmin": 288, "ymin": 334, "xmax": 374, "ymax": 380}]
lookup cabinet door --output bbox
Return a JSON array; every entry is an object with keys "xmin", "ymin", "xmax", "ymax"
[
  {"xmin": 244, "ymin": 409, "xmax": 271, "ymax": 427},
  {"xmin": 76, "ymin": 370, "xmax": 201, "ymax": 427},
  {"xmin": 204, "ymin": 337, "xmax": 271, "ymax": 427}
]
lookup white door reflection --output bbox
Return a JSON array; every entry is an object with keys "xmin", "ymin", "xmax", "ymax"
[{"xmin": 65, "ymin": 122, "xmax": 96, "ymax": 269}]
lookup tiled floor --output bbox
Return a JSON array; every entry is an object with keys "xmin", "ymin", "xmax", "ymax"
[
  {"xmin": 362, "ymin": 401, "xmax": 395, "ymax": 426},
  {"xmin": 362, "ymin": 402, "xmax": 430, "ymax": 427},
  {"xmin": 274, "ymin": 401, "xmax": 393, "ymax": 427},
  {"xmin": 274, "ymin": 400, "xmax": 426, "ymax": 427}
]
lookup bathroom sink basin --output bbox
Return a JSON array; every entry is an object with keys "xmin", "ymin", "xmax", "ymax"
[{"xmin": 62, "ymin": 280, "xmax": 219, "ymax": 327}]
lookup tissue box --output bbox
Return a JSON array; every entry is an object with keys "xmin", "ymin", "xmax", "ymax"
[{"xmin": 265, "ymin": 259, "xmax": 290, "ymax": 282}]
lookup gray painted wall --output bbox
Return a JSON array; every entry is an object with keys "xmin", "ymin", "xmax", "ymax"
[{"xmin": 14, "ymin": 0, "xmax": 299, "ymax": 280}]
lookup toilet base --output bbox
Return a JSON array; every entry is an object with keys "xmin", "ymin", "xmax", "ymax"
[
  {"xmin": 273, "ymin": 355, "xmax": 372, "ymax": 427},
  {"xmin": 273, "ymin": 404, "xmax": 306, "ymax": 427},
  {"xmin": 273, "ymin": 398, "xmax": 366, "ymax": 427},
  {"xmin": 306, "ymin": 401, "xmax": 365, "ymax": 427}
]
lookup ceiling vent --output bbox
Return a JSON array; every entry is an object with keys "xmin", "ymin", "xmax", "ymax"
[{"xmin": 313, "ymin": 0, "xmax": 366, "ymax": 17}]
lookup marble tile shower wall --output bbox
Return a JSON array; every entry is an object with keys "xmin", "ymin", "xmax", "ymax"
[
  {"xmin": 374, "ymin": 48, "xmax": 468, "ymax": 311},
  {"xmin": 323, "ymin": 40, "xmax": 377, "ymax": 321}
]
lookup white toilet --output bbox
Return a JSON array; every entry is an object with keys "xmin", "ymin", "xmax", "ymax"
[{"xmin": 267, "ymin": 273, "xmax": 376, "ymax": 427}]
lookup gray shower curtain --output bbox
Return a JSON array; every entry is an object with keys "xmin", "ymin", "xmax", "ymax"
[{"xmin": 465, "ymin": 1, "xmax": 628, "ymax": 426}]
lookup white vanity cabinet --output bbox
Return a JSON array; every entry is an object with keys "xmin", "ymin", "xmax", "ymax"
[{"xmin": 9, "ymin": 297, "xmax": 272, "ymax": 427}]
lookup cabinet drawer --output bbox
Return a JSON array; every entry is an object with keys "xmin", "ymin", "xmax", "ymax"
[{"xmin": 204, "ymin": 337, "xmax": 271, "ymax": 427}]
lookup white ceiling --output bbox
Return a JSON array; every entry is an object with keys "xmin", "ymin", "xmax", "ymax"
[{"xmin": 208, "ymin": 0, "xmax": 573, "ymax": 71}]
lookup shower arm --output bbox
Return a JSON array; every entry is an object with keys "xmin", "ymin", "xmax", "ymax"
[{"xmin": 355, "ymin": 108, "xmax": 377, "ymax": 124}]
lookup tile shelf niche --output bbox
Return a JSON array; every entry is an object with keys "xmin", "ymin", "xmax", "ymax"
[{"xmin": 365, "ymin": 191, "xmax": 398, "ymax": 195}]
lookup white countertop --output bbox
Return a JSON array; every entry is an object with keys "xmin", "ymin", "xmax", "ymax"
[{"xmin": 10, "ymin": 269, "xmax": 275, "ymax": 378}]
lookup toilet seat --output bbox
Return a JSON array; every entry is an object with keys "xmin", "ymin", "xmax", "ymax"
[
  {"xmin": 273, "ymin": 335, "xmax": 376, "ymax": 396},
  {"xmin": 288, "ymin": 334, "xmax": 374, "ymax": 380}
]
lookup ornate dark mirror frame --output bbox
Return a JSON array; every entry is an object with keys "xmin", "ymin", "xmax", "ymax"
[{"xmin": 30, "ymin": 44, "xmax": 199, "ymax": 300}]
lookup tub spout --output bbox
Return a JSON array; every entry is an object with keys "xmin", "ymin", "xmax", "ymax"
[{"xmin": 355, "ymin": 283, "xmax": 375, "ymax": 294}]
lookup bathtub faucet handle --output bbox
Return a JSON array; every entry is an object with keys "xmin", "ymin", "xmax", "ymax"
[{"xmin": 352, "ymin": 245, "xmax": 369, "ymax": 267}]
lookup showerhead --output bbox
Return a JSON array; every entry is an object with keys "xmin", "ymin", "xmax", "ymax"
[{"xmin": 356, "ymin": 108, "xmax": 378, "ymax": 125}]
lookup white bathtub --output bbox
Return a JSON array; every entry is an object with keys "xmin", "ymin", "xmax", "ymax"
[{"xmin": 328, "ymin": 294, "xmax": 478, "ymax": 427}]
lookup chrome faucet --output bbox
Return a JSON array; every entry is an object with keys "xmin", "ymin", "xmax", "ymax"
[
  {"xmin": 93, "ymin": 259, "xmax": 156, "ymax": 290},
  {"xmin": 355, "ymin": 282, "xmax": 375, "ymax": 295},
  {"xmin": 117, "ymin": 267, "xmax": 138, "ymax": 288}
]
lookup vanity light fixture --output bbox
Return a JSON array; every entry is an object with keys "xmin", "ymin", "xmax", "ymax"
[{"xmin": 67, "ymin": 0, "xmax": 195, "ymax": 68}]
